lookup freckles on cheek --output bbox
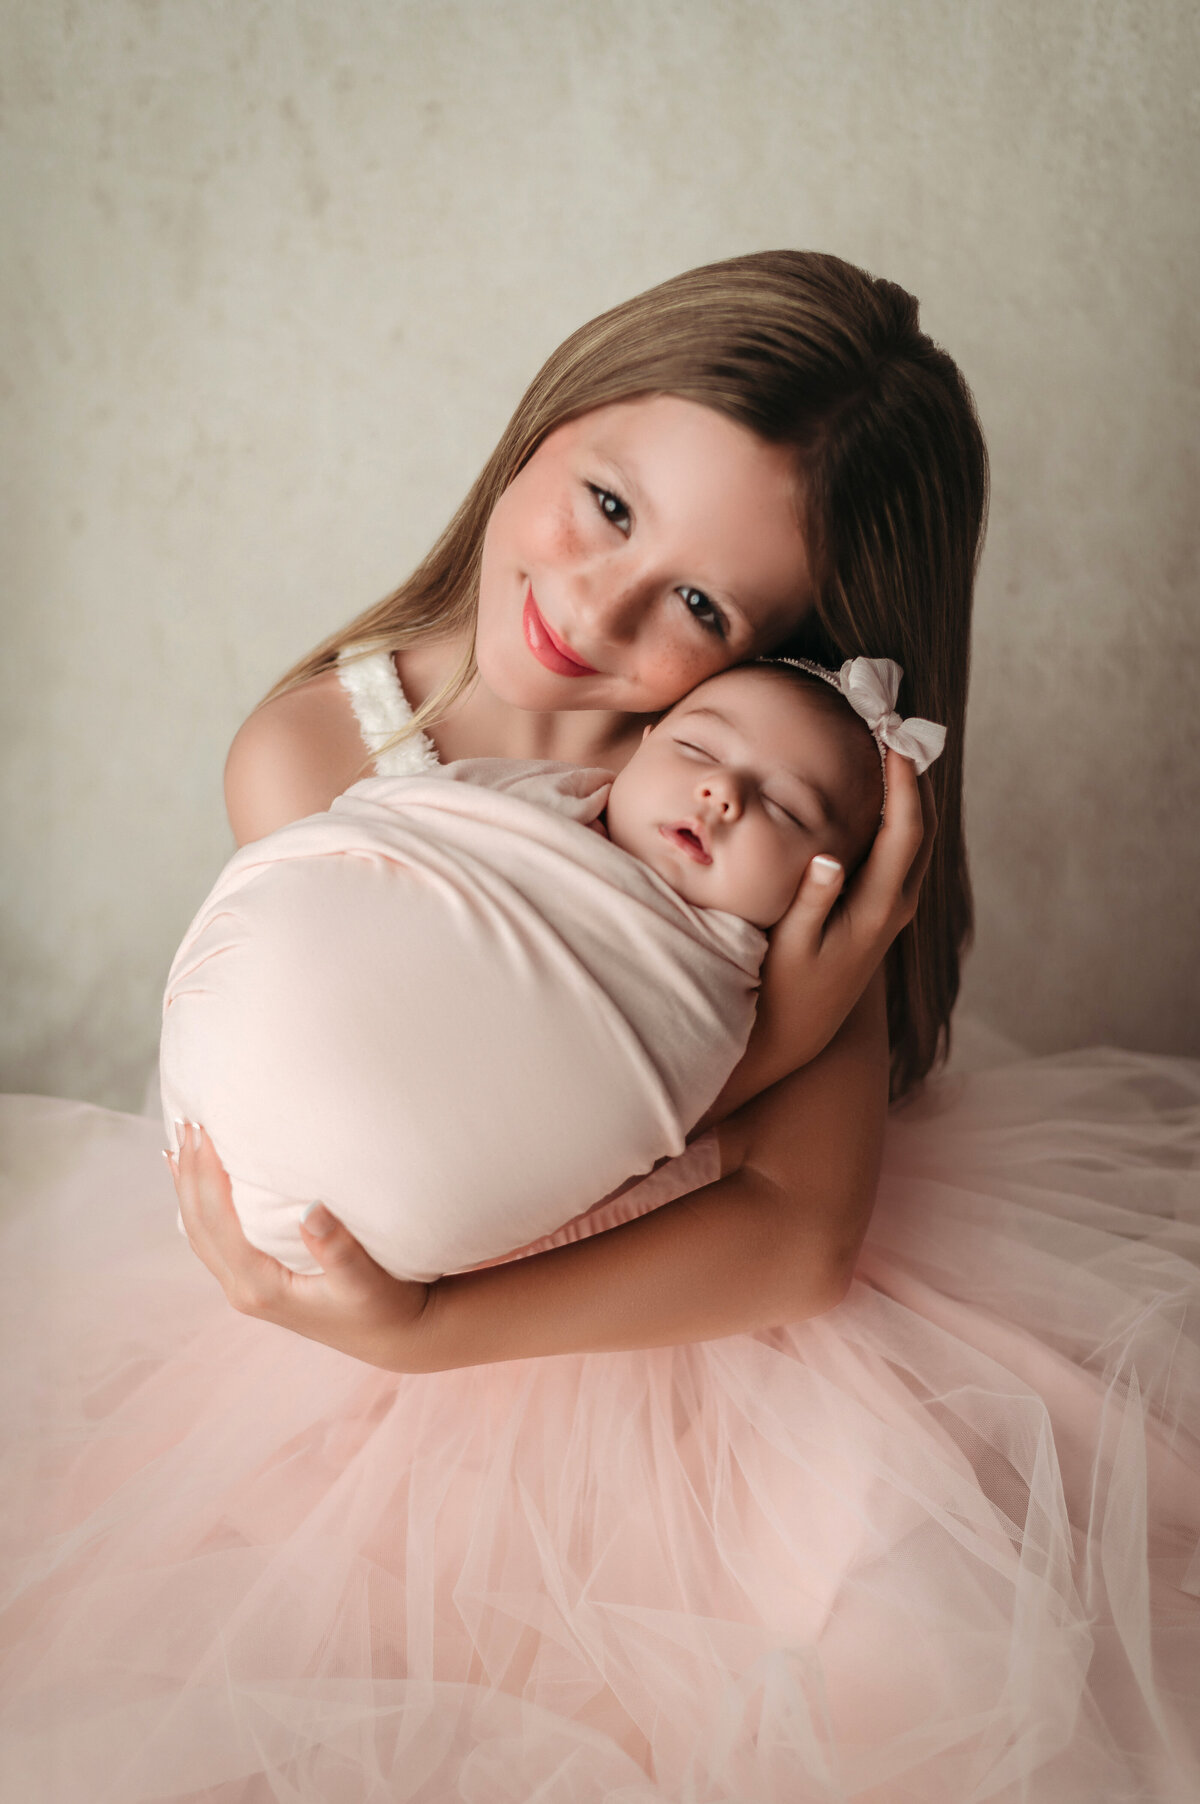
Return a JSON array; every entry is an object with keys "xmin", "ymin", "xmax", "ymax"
[
  {"xmin": 645, "ymin": 643, "xmax": 725, "ymax": 706},
  {"xmin": 533, "ymin": 491, "xmax": 587, "ymax": 565}
]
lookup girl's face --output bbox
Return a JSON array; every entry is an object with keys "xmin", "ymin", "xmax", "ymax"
[{"xmin": 475, "ymin": 396, "xmax": 814, "ymax": 717}]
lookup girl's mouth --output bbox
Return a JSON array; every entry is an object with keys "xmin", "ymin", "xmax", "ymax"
[
  {"xmin": 522, "ymin": 589, "xmax": 599, "ymax": 677},
  {"xmin": 659, "ymin": 823, "xmax": 712, "ymax": 865}
]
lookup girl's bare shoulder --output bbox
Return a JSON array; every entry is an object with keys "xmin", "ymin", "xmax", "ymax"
[{"xmin": 224, "ymin": 667, "xmax": 368, "ymax": 846}]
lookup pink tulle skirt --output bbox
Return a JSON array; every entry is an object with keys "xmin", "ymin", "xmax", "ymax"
[{"xmin": 2, "ymin": 1042, "xmax": 1199, "ymax": 1802}]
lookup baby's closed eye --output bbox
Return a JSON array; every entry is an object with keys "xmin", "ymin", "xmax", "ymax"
[{"xmin": 763, "ymin": 795, "xmax": 807, "ymax": 830}]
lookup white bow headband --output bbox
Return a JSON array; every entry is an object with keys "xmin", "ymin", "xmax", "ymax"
[{"xmin": 759, "ymin": 655, "xmax": 947, "ymax": 790}]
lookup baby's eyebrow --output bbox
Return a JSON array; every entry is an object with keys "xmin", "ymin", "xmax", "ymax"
[{"xmin": 674, "ymin": 706, "xmax": 833, "ymax": 824}]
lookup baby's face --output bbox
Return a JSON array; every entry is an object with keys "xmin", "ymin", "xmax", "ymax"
[{"xmin": 604, "ymin": 666, "xmax": 883, "ymax": 928}]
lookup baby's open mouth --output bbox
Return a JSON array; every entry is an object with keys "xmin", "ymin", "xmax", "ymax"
[{"xmin": 660, "ymin": 824, "xmax": 712, "ymax": 865}]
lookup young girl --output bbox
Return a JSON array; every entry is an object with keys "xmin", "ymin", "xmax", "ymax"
[
  {"xmin": 4, "ymin": 252, "xmax": 1198, "ymax": 1802},
  {"xmin": 162, "ymin": 657, "xmax": 941, "ymax": 1283}
]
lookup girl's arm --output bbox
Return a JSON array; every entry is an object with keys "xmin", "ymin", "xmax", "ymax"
[
  {"xmin": 176, "ymin": 678, "xmax": 926, "ymax": 1366},
  {"xmin": 412, "ymin": 971, "xmax": 888, "ymax": 1366},
  {"xmin": 173, "ymin": 970, "xmax": 889, "ymax": 1371},
  {"xmin": 223, "ymin": 670, "xmax": 372, "ymax": 845}
]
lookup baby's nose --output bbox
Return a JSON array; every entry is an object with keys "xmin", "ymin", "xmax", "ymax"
[{"xmin": 699, "ymin": 773, "xmax": 742, "ymax": 816}]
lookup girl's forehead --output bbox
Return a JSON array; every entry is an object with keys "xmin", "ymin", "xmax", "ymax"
[{"xmin": 570, "ymin": 397, "xmax": 795, "ymax": 504}]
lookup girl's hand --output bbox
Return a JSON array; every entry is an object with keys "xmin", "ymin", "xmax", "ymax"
[
  {"xmin": 775, "ymin": 746, "xmax": 936, "ymax": 1016},
  {"xmin": 693, "ymin": 750, "xmax": 934, "ymax": 1131},
  {"xmin": 168, "ymin": 1124, "xmax": 430, "ymax": 1370}
]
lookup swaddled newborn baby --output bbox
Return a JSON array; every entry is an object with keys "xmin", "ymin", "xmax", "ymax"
[{"xmin": 161, "ymin": 658, "xmax": 941, "ymax": 1280}]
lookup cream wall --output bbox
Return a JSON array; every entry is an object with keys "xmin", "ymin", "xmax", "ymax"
[{"xmin": 3, "ymin": 0, "xmax": 1198, "ymax": 1108}]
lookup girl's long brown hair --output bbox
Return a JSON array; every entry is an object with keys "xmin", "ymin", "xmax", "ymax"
[{"xmin": 266, "ymin": 252, "xmax": 988, "ymax": 1098}]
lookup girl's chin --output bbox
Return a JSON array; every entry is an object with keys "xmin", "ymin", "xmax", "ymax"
[
  {"xmin": 475, "ymin": 647, "xmax": 594, "ymax": 711},
  {"xmin": 475, "ymin": 632, "xmax": 617, "ymax": 711}
]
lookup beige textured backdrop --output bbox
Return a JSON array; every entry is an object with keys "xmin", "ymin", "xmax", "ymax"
[{"xmin": 3, "ymin": 0, "xmax": 1198, "ymax": 1109}]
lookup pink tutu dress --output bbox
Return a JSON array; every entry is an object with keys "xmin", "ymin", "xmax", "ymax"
[{"xmin": 2, "ymin": 650, "xmax": 1198, "ymax": 1803}]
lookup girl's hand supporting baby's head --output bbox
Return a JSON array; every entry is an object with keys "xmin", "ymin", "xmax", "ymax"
[
  {"xmin": 753, "ymin": 749, "xmax": 935, "ymax": 1061},
  {"xmin": 771, "ymin": 749, "xmax": 933, "ymax": 948}
]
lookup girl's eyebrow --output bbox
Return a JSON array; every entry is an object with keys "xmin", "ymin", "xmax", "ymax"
[
  {"xmin": 596, "ymin": 449, "xmax": 641, "ymax": 508},
  {"xmin": 586, "ymin": 442, "xmax": 646, "ymax": 526},
  {"xmin": 674, "ymin": 706, "xmax": 833, "ymax": 824}
]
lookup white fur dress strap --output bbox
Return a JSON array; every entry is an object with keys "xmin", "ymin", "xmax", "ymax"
[{"xmin": 336, "ymin": 645, "xmax": 441, "ymax": 777}]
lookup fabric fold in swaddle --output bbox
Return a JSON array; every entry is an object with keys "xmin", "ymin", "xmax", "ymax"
[{"xmin": 160, "ymin": 758, "xmax": 765, "ymax": 1281}]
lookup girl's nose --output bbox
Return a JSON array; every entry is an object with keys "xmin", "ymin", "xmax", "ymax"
[{"xmin": 568, "ymin": 570, "xmax": 654, "ymax": 647}]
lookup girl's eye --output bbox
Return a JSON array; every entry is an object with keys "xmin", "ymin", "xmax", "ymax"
[
  {"xmin": 678, "ymin": 587, "xmax": 727, "ymax": 639},
  {"xmin": 589, "ymin": 485, "xmax": 631, "ymax": 534}
]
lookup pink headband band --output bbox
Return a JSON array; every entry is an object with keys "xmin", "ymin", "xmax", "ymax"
[{"xmin": 757, "ymin": 655, "xmax": 947, "ymax": 804}]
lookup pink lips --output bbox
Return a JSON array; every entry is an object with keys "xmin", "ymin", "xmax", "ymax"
[
  {"xmin": 659, "ymin": 823, "xmax": 712, "ymax": 865},
  {"xmin": 522, "ymin": 589, "xmax": 598, "ymax": 677}
]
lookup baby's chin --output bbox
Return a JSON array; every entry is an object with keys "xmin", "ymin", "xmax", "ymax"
[
  {"xmin": 714, "ymin": 882, "xmax": 798, "ymax": 931},
  {"xmin": 616, "ymin": 830, "xmax": 713, "ymax": 909},
  {"xmin": 666, "ymin": 868, "xmax": 776, "ymax": 928}
]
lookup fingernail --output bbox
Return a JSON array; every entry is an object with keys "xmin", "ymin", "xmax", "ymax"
[
  {"xmin": 190, "ymin": 1122, "xmax": 204, "ymax": 1150},
  {"xmin": 810, "ymin": 856, "xmax": 842, "ymax": 885},
  {"xmin": 162, "ymin": 1149, "xmax": 174, "ymax": 1164},
  {"xmin": 302, "ymin": 1201, "xmax": 334, "ymax": 1237}
]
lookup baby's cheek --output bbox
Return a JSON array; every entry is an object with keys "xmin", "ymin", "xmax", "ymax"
[
  {"xmin": 831, "ymin": 815, "xmax": 876, "ymax": 879},
  {"xmin": 767, "ymin": 846, "xmax": 820, "ymax": 924}
]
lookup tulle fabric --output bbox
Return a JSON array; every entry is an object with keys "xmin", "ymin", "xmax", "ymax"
[{"xmin": 2, "ymin": 1042, "xmax": 1199, "ymax": 1802}]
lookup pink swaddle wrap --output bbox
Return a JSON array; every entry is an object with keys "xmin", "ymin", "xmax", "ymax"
[{"xmin": 161, "ymin": 758, "xmax": 765, "ymax": 1280}]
